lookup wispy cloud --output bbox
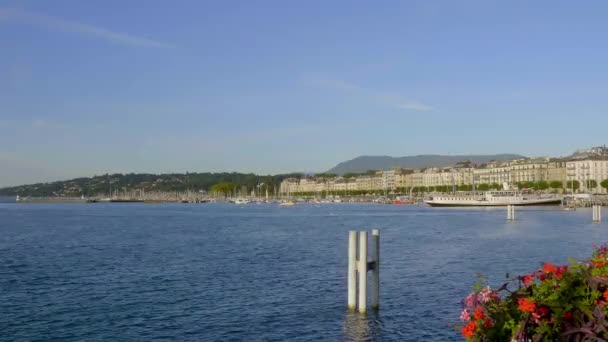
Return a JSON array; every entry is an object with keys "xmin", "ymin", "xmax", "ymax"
[
  {"xmin": 311, "ymin": 78, "xmax": 363, "ymax": 92},
  {"xmin": 0, "ymin": 7, "xmax": 173, "ymax": 48},
  {"xmin": 378, "ymin": 94, "xmax": 434, "ymax": 112},
  {"xmin": 304, "ymin": 75, "xmax": 433, "ymax": 112}
]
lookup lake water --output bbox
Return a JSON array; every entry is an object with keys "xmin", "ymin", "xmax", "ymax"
[{"xmin": 1, "ymin": 202, "xmax": 607, "ymax": 341}]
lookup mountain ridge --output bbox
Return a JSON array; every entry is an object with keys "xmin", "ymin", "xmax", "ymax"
[{"xmin": 326, "ymin": 154, "xmax": 525, "ymax": 175}]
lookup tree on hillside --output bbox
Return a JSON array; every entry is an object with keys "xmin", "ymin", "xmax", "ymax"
[
  {"xmin": 456, "ymin": 160, "xmax": 473, "ymax": 168},
  {"xmin": 211, "ymin": 182, "xmax": 235, "ymax": 197},
  {"xmin": 315, "ymin": 173, "xmax": 337, "ymax": 178}
]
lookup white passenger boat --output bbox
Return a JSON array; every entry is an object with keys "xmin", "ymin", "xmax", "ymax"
[{"xmin": 424, "ymin": 191, "xmax": 562, "ymax": 207}]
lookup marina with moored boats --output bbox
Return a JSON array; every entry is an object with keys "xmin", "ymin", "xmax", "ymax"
[{"xmin": 13, "ymin": 190, "xmax": 608, "ymax": 209}]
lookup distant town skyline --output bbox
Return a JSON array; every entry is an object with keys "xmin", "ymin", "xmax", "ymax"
[
  {"xmin": 2, "ymin": 1, "xmax": 608, "ymax": 187},
  {"xmin": 0, "ymin": 146, "xmax": 604, "ymax": 188}
]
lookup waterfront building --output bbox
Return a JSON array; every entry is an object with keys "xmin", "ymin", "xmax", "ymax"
[
  {"xmin": 454, "ymin": 167, "xmax": 475, "ymax": 186},
  {"xmin": 395, "ymin": 169, "xmax": 417, "ymax": 191},
  {"xmin": 350, "ymin": 173, "xmax": 384, "ymax": 192},
  {"xmin": 394, "ymin": 169, "xmax": 415, "ymax": 190},
  {"xmin": 371, "ymin": 172, "xmax": 384, "ymax": 191},
  {"xmin": 381, "ymin": 170, "xmax": 396, "ymax": 190},
  {"xmin": 566, "ymin": 159, "xmax": 608, "ymax": 193},
  {"xmin": 327, "ymin": 177, "xmax": 358, "ymax": 192},
  {"xmin": 421, "ymin": 167, "xmax": 473, "ymax": 188},
  {"xmin": 345, "ymin": 179, "xmax": 359, "ymax": 192},
  {"xmin": 298, "ymin": 178, "xmax": 320, "ymax": 193},
  {"xmin": 422, "ymin": 168, "xmax": 442, "ymax": 187},
  {"xmin": 473, "ymin": 166, "xmax": 491, "ymax": 185},
  {"xmin": 327, "ymin": 178, "xmax": 341, "ymax": 192},
  {"xmin": 278, "ymin": 146, "xmax": 608, "ymax": 195},
  {"xmin": 280, "ymin": 178, "xmax": 300, "ymax": 194},
  {"xmin": 410, "ymin": 170, "xmax": 424, "ymax": 188},
  {"xmin": 355, "ymin": 175, "xmax": 371, "ymax": 191},
  {"xmin": 547, "ymin": 160, "xmax": 567, "ymax": 187},
  {"xmin": 509, "ymin": 158, "xmax": 549, "ymax": 184},
  {"xmin": 474, "ymin": 161, "xmax": 510, "ymax": 185}
]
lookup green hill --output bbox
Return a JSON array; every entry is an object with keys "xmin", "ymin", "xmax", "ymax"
[{"xmin": 0, "ymin": 172, "xmax": 302, "ymax": 197}]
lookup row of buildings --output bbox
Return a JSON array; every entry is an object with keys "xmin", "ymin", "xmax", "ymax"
[{"xmin": 280, "ymin": 146, "xmax": 608, "ymax": 194}]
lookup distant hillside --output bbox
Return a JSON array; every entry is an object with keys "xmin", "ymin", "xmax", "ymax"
[
  {"xmin": 0, "ymin": 172, "xmax": 301, "ymax": 197},
  {"xmin": 326, "ymin": 154, "xmax": 525, "ymax": 174}
]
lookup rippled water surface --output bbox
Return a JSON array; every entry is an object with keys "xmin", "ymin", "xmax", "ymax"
[{"xmin": 2, "ymin": 202, "xmax": 608, "ymax": 341}]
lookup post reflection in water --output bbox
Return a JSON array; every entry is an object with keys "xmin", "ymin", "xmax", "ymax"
[{"xmin": 343, "ymin": 311, "xmax": 383, "ymax": 341}]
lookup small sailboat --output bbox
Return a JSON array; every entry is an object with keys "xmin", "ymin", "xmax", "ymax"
[{"xmin": 233, "ymin": 198, "xmax": 250, "ymax": 205}]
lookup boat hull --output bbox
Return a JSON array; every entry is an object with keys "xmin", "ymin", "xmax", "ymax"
[
  {"xmin": 424, "ymin": 198, "xmax": 562, "ymax": 207},
  {"xmin": 16, "ymin": 198, "xmax": 87, "ymax": 203},
  {"xmin": 394, "ymin": 200, "xmax": 416, "ymax": 205}
]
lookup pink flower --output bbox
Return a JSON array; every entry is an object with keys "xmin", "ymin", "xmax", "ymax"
[
  {"xmin": 465, "ymin": 293, "xmax": 477, "ymax": 308},
  {"xmin": 460, "ymin": 308, "xmax": 471, "ymax": 321},
  {"xmin": 479, "ymin": 287, "xmax": 498, "ymax": 303}
]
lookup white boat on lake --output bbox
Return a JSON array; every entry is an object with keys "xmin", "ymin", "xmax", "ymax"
[{"xmin": 424, "ymin": 191, "xmax": 562, "ymax": 207}]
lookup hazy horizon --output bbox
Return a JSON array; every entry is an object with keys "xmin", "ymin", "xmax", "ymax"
[{"xmin": 3, "ymin": 1, "xmax": 608, "ymax": 187}]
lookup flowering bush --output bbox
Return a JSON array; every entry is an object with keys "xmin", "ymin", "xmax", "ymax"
[{"xmin": 459, "ymin": 245, "xmax": 608, "ymax": 341}]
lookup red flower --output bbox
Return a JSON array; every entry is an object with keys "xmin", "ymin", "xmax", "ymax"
[
  {"xmin": 536, "ymin": 306, "xmax": 550, "ymax": 317},
  {"xmin": 592, "ymin": 260, "xmax": 605, "ymax": 268},
  {"xmin": 522, "ymin": 274, "xmax": 534, "ymax": 286},
  {"xmin": 563, "ymin": 311, "xmax": 573, "ymax": 320},
  {"xmin": 518, "ymin": 298, "xmax": 536, "ymax": 313},
  {"xmin": 461, "ymin": 320, "xmax": 477, "ymax": 338},
  {"xmin": 484, "ymin": 318, "xmax": 493, "ymax": 327},
  {"xmin": 474, "ymin": 306, "xmax": 485, "ymax": 320},
  {"xmin": 555, "ymin": 265, "xmax": 568, "ymax": 280},
  {"xmin": 543, "ymin": 262, "xmax": 557, "ymax": 274},
  {"xmin": 604, "ymin": 290, "xmax": 608, "ymax": 301}
]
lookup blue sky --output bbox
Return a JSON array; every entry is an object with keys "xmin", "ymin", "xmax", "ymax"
[{"xmin": 1, "ymin": 0, "xmax": 608, "ymax": 186}]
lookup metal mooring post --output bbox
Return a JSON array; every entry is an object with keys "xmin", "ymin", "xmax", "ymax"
[
  {"xmin": 507, "ymin": 205, "xmax": 515, "ymax": 221},
  {"xmin": 347, "ymin": 231, "xmax": 358, "ymax": 310},
  {"xmin": 347, "ymin": 229, "xmax": 380, "ymax": 313},
  {"xmin": 371, "ymin": 229, "xmax": 380, "ymax": 310},
  {"xmin": 593, "ymin": 205, "xmax": 602, "ymax": 223}
]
